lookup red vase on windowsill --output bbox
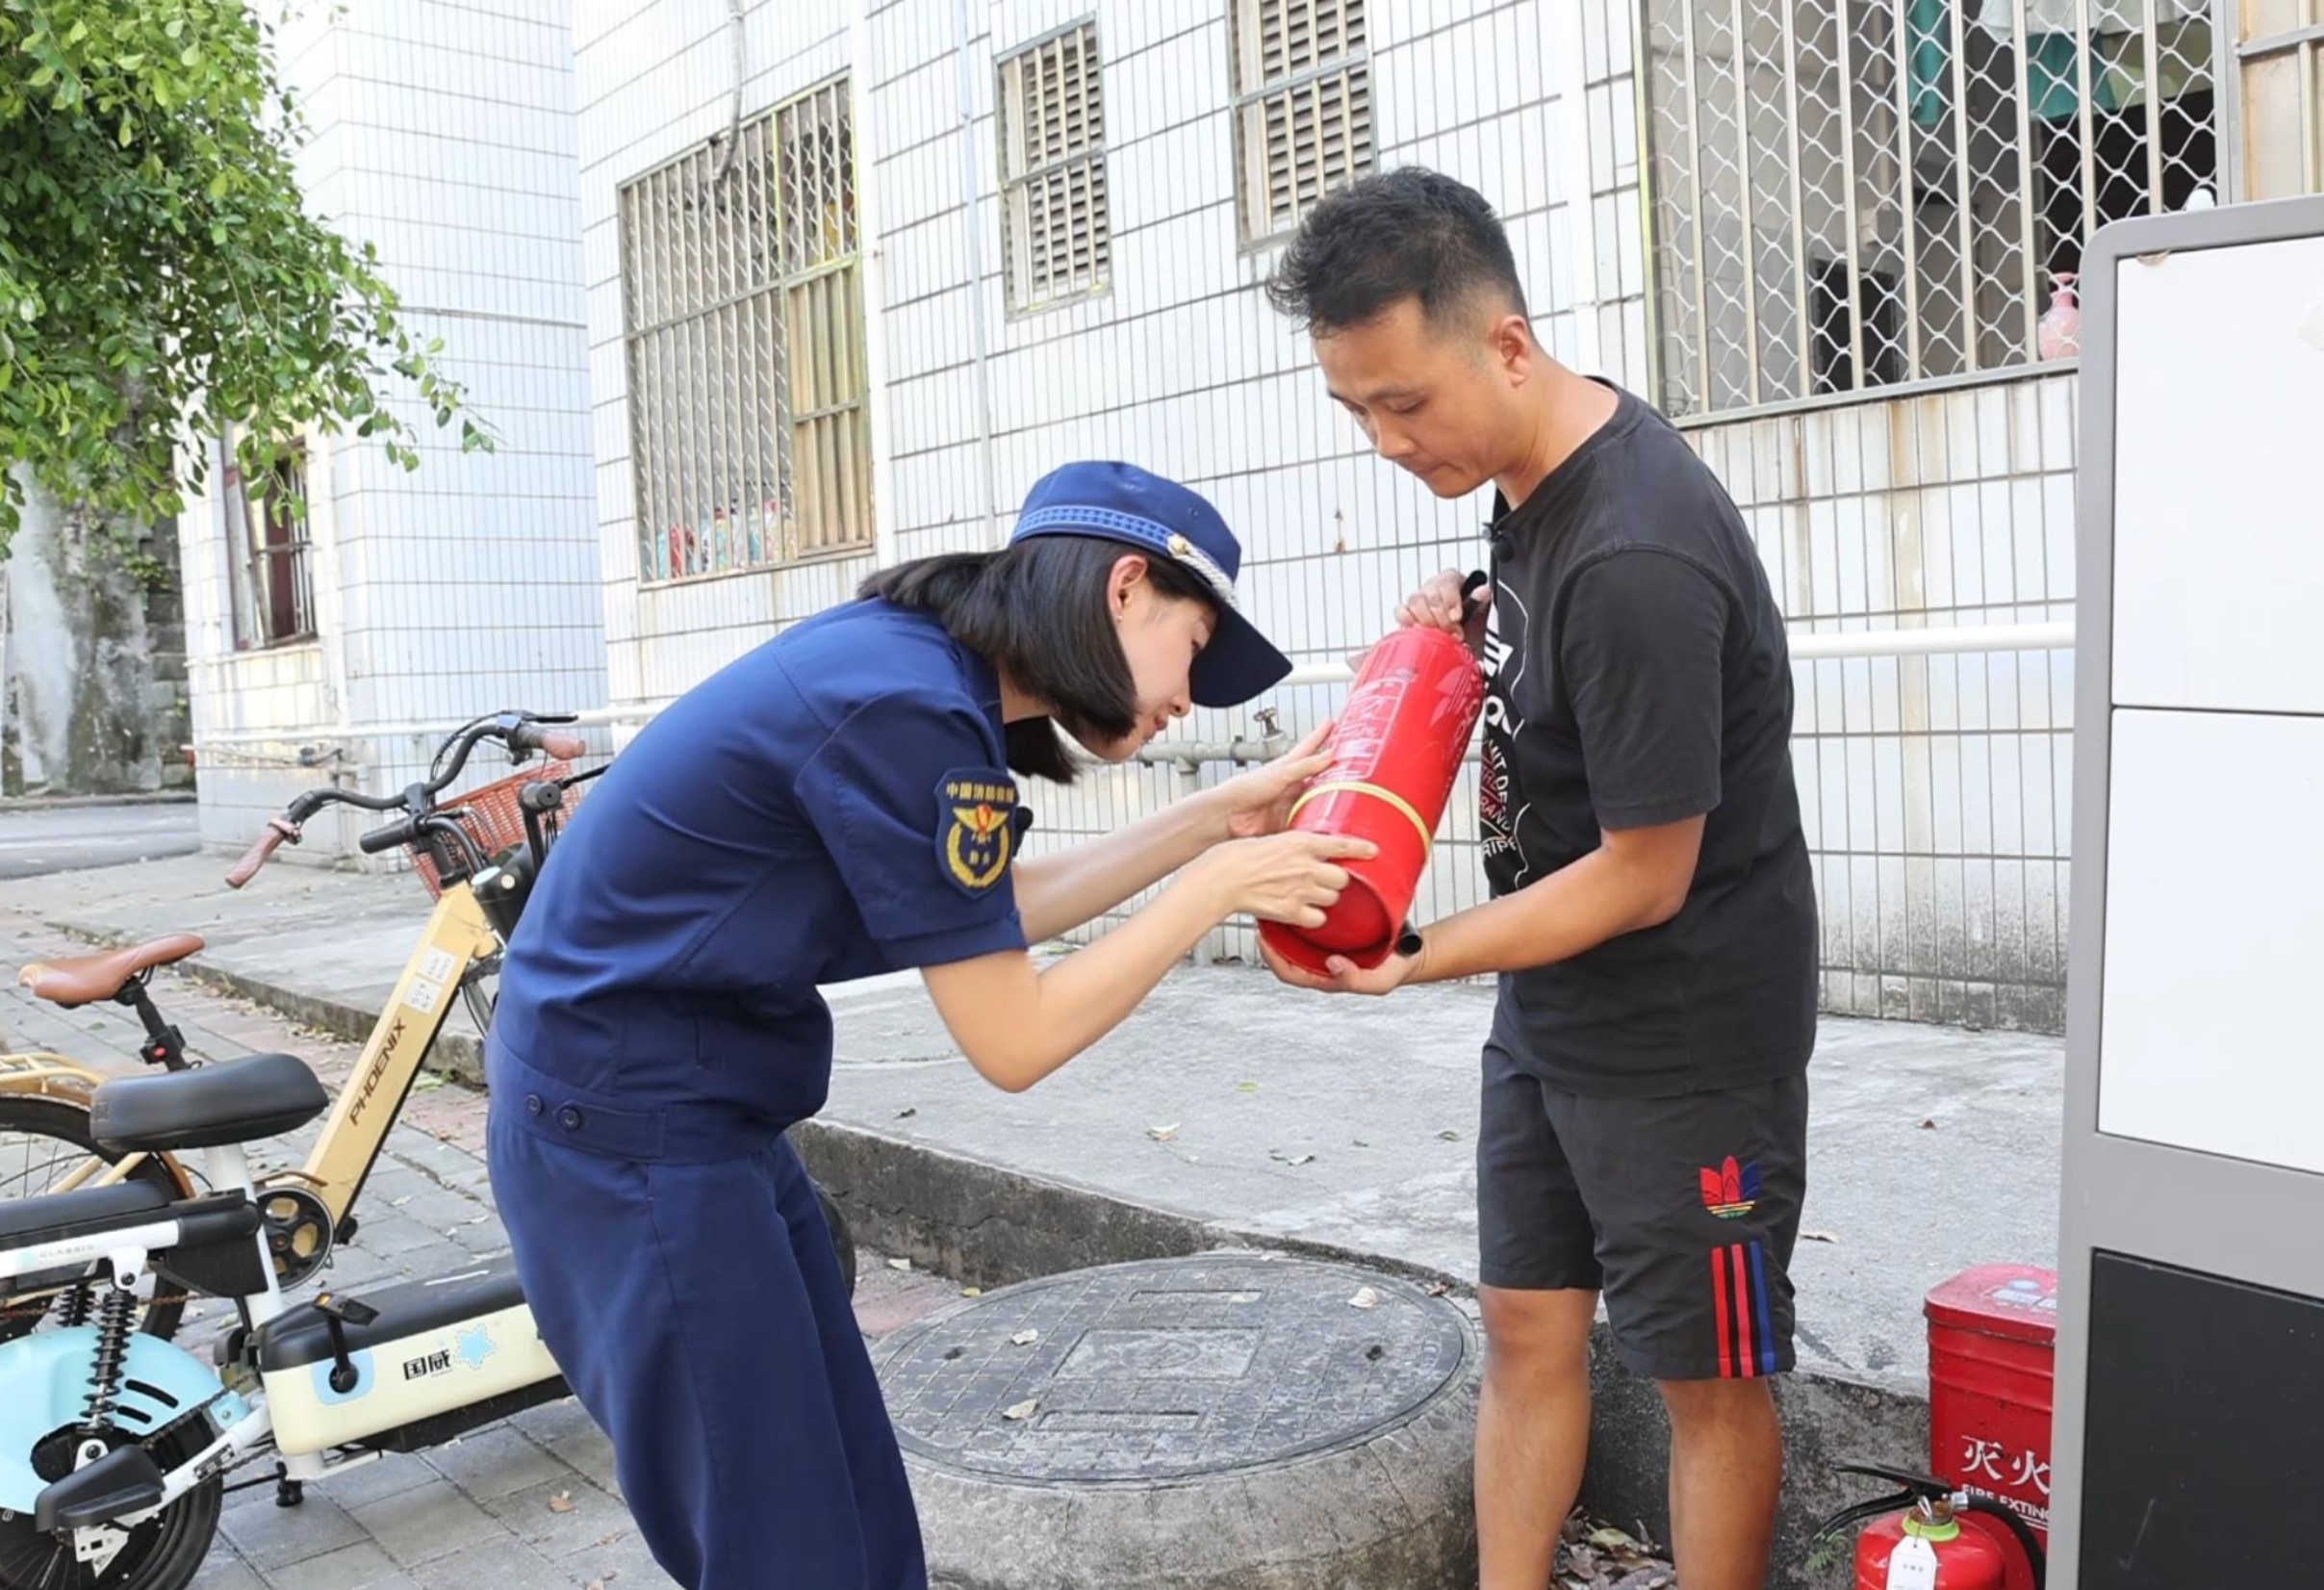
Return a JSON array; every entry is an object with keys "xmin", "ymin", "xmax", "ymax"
[{"xmin": 2037, "ymin": 273, "xmax": 2080, "ymax": 360}]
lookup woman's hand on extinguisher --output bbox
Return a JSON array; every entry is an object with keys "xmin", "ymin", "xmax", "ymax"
[
  {"xmin": 1257, "ymin": 935, "xmax": 1424, "ymax": 997},
  {"xmin": 1208, "ymin": 721, "xmax": 1338, "ymax": 840},
  {"xmin": 1396, "ymin": 568, "xmax": 1491, "ymax": 654},
  {"xmin": 1186, "ymin": 831, "xmax": 1375, "ymax": 928}
]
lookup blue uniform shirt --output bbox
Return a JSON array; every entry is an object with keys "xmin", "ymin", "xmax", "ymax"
[{"xmin": 491, "ymin": 600, "xmax": 1030, "ymax": 1129}]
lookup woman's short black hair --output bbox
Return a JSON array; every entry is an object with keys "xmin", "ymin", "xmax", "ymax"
[
  {"xmin": 857, "ymin": 535, "xmax": 1213, "ymax": 784},
  {"xmin": 1264, "ymin": 166, "xmax": 1529, "ymax": 335}
]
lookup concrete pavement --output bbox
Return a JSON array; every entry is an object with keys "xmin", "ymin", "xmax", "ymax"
[{"xmin": 2, "ymin": 849, "xmax": 2066, "ymax": 1581}]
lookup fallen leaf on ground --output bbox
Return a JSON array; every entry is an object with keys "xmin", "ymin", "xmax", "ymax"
[
  {"xmin": 1147, "ymin": 1123, "xmax": 1180, "ymax": 1141},
  {"xmin": 593, "ymin": 1531, "xmax": 624, "ymax": 1546},
  {"xmin": 1426, "ymin": 1280, "xmax": 1452, "ymax": 1296},
  {"xmin": 960, "ymin": 1287, "xmax": 983, "ymax": 1296},
  {"xmin": 1009, "ymin": 1329, "xmax": 1039, "ymax": 1346},
  {"xmin": 1237, "ymin": 1081, "xmax": 1261, "ymax": 1093},
  {"xmin": 1348, "ymin": 1286, "xmax": 1381, "ymax": 1310},
  {"xmin": 1920, "ymin": 1118, "xmax": 1937, "ymax": 1130},
  {"xmin": 390, "ymin": 1195, "xmax": 411, "ymax": 1208},
  {"xmin": 897, "ymin": 1107, "xmax": 917, "ymax": 1119},
  {"xmin": 1800, "ymin": 1229, "xmax": 1840, "ymax": 1244},
  {"xmin": 1268, "ymin": 1149, "xmax": 1315, "ymax": 1166},
  {"xmin": 1002, "ymin": 1398, "xmax": 1039, "ymax": 1422},
  {"xmin": 1439, "ymin": 1129, "xmax": 1462, "ymax": 1141},
  {"xmin": 548, "ymin": 1491, "xmax": 575, "ymax": 1513},
  {"xmin": 886, "ymin": 1257, "xmax": 912, "ymax": 1272}
]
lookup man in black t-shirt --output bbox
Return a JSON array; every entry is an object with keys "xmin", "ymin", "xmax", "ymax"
[{"xmin": 1263, "ymin": 168, "xmax": 1817, "ymax": 1590}]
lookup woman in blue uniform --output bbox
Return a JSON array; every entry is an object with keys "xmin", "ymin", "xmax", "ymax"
[{"xmin": 485, "ymin": 461, "xmax": 1367, "ymax": 1590}]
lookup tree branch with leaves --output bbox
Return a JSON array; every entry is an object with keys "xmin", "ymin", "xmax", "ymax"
[{"xmin": 0, "ymin": 0, "xmax": 492, "ymax": 562}]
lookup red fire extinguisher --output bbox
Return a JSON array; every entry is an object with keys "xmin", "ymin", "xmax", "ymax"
[
  {"xmin": 1258, "ymin": 597, "xmax": 1487, "ymax": 976},
  {"xmin": 1812, "ymin": 1463, "xmax": 2045, "ymax": 1590}
]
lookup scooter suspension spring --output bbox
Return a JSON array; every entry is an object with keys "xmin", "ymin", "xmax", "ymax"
[{"xmin": 81, "ymin": 1282, "xmax": 134, "ymax": 1433}]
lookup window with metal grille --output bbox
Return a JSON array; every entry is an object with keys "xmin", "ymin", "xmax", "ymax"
[
  {"xmin": 1644, "ymin": 0, "xmax": 2221, "ymax": 418},
  {"xmin": 1230, "ymin": 0, "xmax": 1374, "ymax": 244},
  {"xmin": 240, "ymin": 442, "xmax": 315, "ymax": 649},
  {"xmin": 620, "ymin": 77, "xmax": 870, "ymax": 583},
  {"xmin": 999, "ymin": 23, "xmax": 1112, "ymax": 313},
  {"xmin": 2235, "ymin": 0, "xmax": 2323, "ymax": 197}
]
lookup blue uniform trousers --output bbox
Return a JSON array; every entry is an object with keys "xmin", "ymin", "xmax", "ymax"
[{"xmin": 486, "ymin": 1044, "xmax": 927, "ymax": 1590}]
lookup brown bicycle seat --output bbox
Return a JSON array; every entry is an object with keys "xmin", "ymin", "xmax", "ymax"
[{"xmin": 17, "ymin": 934, "xmax": 205, "ymax": 1008}]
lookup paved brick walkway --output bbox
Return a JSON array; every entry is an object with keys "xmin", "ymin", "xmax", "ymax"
[{"xmin": 3, "ymin": 909, "xmax": 958, "ymax": 1590}]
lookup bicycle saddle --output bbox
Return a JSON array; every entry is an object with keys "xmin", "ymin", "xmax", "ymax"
[
  {"xmin": 17, "ymin": 934, "xmax": 205, "ymax": 1008},
  {"xmin": 91, "ymin": 1052, "xmax": 329, "ymax": 1154}
]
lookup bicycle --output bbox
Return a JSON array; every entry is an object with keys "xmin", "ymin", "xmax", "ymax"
[
  {"xmin": 0, "ymin": 711, "xmax": 858, "ymax": 1343},
  {"xmin": 0, "ymin": 710, "xmax": 869, "ymax": 1588}
]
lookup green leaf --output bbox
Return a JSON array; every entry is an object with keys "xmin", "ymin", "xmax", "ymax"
[{"xmin": 115, "ymin": 53, "xmax": 143, "ymax": 70}]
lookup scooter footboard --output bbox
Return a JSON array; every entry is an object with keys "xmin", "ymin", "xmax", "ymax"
[{"xmin": 254, "ymin": 1258, "xmax": 562, "ymax": 1455}]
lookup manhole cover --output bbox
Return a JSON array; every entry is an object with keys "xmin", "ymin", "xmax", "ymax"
[{"xmin": 879, "ymin": 1254, "xmax": 1468, "ymax": 1483}]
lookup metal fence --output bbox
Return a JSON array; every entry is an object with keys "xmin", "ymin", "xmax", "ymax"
[
  {"xmin": 1643, "ymin": 0, "xmax": 2221, "ymax": 417},
  {"xmin": 620, "ymin": 77, "xmax": 870, "ymax": 583}
]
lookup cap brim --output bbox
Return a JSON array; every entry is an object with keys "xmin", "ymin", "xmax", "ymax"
[{"xmin": 1189, "ymin": 605, "xmax": 1293, "ymax": 708}]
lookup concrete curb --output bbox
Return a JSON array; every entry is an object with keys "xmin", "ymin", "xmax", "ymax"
[{"xmin": 68, "ymin": 931, "xmax": 1921, "ymax": 1586}]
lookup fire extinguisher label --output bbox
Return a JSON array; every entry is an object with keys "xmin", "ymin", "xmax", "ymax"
[
  {"xmin": 1324, "ymin": 671, "xmax": 1411, "ymax": 781},
  {"xmin": 1885, "ymin": 1534, "xmax": 1940, "ymax": 1590}
]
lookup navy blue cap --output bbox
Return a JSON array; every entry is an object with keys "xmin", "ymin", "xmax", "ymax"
[{"xmin": 1009, "ymin": 461, "xmax": 1291, "ymax": 708}]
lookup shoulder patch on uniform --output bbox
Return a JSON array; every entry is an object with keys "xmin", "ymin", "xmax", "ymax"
[{"xmin": 936, "ymin": 769, "xmax": 1018, "ymax": 896}]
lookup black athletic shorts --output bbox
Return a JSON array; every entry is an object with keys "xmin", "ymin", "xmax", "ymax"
[{"xmin": 1475, "ymin": 1031, "xmax": 1808, "ymax": 1382}]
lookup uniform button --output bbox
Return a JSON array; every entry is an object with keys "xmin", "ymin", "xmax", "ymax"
[
  {"xmin": 525, "ymin": 1094, "xmax": 543, "ymax": 1116},
  {"xmin": 556, "ymin": 1106, "xmax": 583, "ymax": 1131}
]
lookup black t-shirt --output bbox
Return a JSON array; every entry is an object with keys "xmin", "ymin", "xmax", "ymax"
[{"xmin": 1479, "ymin": 383, "xmax": 1817, "ymax": 1096}]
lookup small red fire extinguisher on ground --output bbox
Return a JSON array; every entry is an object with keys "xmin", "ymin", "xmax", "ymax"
[{"xmin": 1811, "ymin": 1462, "xmax": 2046, "ymax": 1590}]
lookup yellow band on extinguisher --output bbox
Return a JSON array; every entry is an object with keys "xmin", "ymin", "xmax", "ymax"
[{"xmin": 1288, "ymin": 780, "xmax": 1434, "ymax": 858}]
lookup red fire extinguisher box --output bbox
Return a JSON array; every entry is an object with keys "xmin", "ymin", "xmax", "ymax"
[{"xmin": 1925, "ymin": 1264, "xmax": 2056, "ymax": 1590}]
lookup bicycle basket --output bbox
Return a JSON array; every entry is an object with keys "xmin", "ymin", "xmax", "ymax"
[{"xmin": 407, "ymin": 760, "xmax": 585, "ymax": 900}]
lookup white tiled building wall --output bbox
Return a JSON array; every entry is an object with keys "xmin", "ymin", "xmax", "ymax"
[
  {"xmin": 574, "ymin": 0, "xmax": 2080, "ymax": 1031},
  {"xmin": 180, "ymin": 0, "xmax": 606, "ymax": 861}
]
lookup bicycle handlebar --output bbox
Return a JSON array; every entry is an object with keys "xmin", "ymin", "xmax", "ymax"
[
  {"xmin": 510, "ymin": 721, "xmax": 588, "ymax": 760},
  {"xmin": 225, "ymin": 818, "xmax": 300, "ymax": 889},
  {"xmin": 229, "ymin": 710, "xmax": 587, "ymax": 887}
]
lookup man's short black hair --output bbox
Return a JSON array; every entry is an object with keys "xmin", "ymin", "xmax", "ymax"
[
  {"xmin": 858, "ymin": 536, "xmax": 1213, "ymax": 784},
  {"xmin": 1265, "ymin": 167, "xmax": 1529, "ymax": 335}
]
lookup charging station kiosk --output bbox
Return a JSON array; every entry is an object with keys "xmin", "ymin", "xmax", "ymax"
[{"xmin": 2050, "ymin": 192, "xmax": 2324, "ymax": 1586}]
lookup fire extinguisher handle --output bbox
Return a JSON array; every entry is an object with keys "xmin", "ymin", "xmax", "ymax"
[
  {"xmin": 1832, "ymin": 1460, "xmax": 1951, "ymax": 1498},
  {"xmin": 1459, "ymin": 570, "xmax": 1490, "ymax": 625}
]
